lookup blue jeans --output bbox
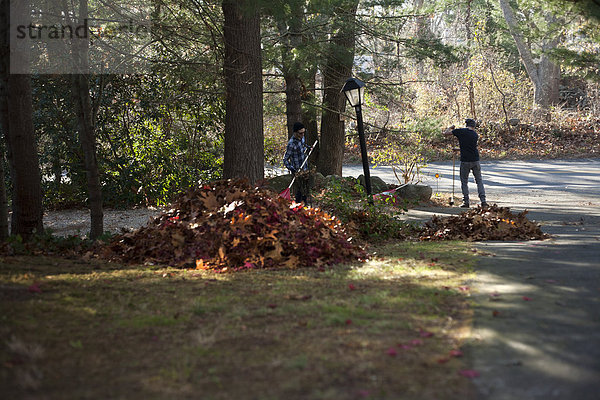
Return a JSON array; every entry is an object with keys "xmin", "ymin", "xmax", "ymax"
[{"xmin": 460, "ymin": 161, "xmax": 486, "ymax": 205}]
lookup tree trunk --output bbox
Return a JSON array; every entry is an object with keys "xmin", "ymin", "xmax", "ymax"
[
  {"xmin": 498, "ymin": 0, "xmax": 561, "ymax": 109},
  {"xmin": 540, "ymin": 13, "xmax": 561, "ymax": 106},
  {"xmin": 465, "ymin": 0, "xmax": 476, "ymax": 119},
  {"xmin": 1, "ymin": 0, "xmax": 43, "ymax": 239},
  {"xmin": 284, "ymin": 74, "xmax": 303, "ymax": 139},
  {"xmin": 318, "ymin": 0, "xmax": 358, "ymax": 177},
  {"xmin": 0, "ymin": 150, "xmax": 8, "ymax": 241},
  {"xmin": 222, "ymin": 0, "xmax": 264, "ymax": 183},
  {"xmin": 301, "ymin": 69, "xmax": 319, "ymax": 166},
  {"xmin": 72, "ymin": 74, "xmax": 103, "ymax": 240},
  {"xmin": 0, "ymin": 0, "xmax": 9, "ymax": 240},
  {"xmin": 71, "ymin": 0, "xmax": 103, "ymax": 240},
  {"xmin": 278, "ymin": 4, "xmax": 304, "ymax": 139},
  {"xmin": 414, "ymin": 0, "xmax": 429, "ymax": 76}
]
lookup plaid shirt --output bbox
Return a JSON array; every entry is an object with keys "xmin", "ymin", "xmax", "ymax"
[{"xmin": 283, "ymin": 136, "xmax": 308, "ymax": 173}]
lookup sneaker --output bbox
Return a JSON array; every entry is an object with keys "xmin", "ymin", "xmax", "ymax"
[
  {"xmin": 460, "ymin": 203, "xmax": 470, "ymax": 208},
  {"xmin": 481, "ymin": 202, "xmax": 489, "ymax": 208}
]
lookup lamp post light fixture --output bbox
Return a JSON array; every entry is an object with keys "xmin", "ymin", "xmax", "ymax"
[{"xmin": 342, "ymin": 77, "xmax": 372, "ymax": 202}]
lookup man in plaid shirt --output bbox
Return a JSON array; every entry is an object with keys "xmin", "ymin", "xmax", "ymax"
[{"xmin": 283, "ymin": 122, "xmax": 309, "ymax": 202}]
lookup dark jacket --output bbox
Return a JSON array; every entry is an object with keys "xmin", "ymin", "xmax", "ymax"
[{"xmin": 452, "ymin": 128, "xmax": 480, "ymax": 162}]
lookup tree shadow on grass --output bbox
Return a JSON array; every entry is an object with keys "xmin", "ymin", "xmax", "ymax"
[{"xmin": 0, "ymin": 241, "xmax": 477, "ymax": 400}]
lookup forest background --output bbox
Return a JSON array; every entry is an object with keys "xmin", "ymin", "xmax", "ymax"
[{"xmin": 0, "ymin": 0, "xmax": 599, "ymax": 240}]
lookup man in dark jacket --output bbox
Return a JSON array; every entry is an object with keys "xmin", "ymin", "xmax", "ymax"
[{"xmin": 444, "ymin": 119, "xmax": 488, "ymax": 208}]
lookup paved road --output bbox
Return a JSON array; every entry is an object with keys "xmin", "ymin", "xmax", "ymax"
[
  {"xmin": 347, "ymin": 159, "xmax": 600, "ymax": 399},
  {"xmin": 344, "ymin": 158, "xmax": 600, "ymax": 208}
]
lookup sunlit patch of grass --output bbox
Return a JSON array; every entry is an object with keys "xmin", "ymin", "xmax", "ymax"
[{"xmin": 0, "ymin": 242, "xmax": 476, "ymax": 399}]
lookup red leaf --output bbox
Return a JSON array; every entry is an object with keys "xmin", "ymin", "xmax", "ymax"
[
  {"xmin": 437, "ymin": 357, "xmax": 450, "ymax": 364},
  {"xmin": 419, "ymin": 329, "xmax": 434, "ymax": 338},
  {"xmin": 348, "ymin": 283, "xmax": 356, "ymax": 291},
  {"xmin": 28, "ymin": 283, "xmax": 42, "ymax": 293},
  {"xmin": 386, "ymin": 347, "xmax": 397, "ymax": 357},
  {"xmin": 522, "ymin": 296, "xmax": 532, "ymax": 301},
  {"xmin": 345, "ymin": 319, "xmax": 353, "ymax": 325},
  {"xmin": 458, "ymin": 369, "xmax": 480, "ymax": 378},
  {"xmin": 449, "ymin": 349, "xmax": 463, "ymax": 357},
  {"xmin": 492, "ymin": 310, "xmax": 501, "ymax": 317}
]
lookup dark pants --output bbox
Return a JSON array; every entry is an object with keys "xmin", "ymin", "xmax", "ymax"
[
  {"xmin": 294, "ymin": 175, "xmax": 310, "ymax": 203},
  {"xmin": 460, "ymin": 161, "xmax": 486, "ymax": 205}
]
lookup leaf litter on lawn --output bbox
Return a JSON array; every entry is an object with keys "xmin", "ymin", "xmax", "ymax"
[
  {"xmin": 419, "ymin": 204, "xmax": 550, "ymax": 241},
  {"xmin": 94, "ymin": 179, "xmax": 366, "ymax": 271}
]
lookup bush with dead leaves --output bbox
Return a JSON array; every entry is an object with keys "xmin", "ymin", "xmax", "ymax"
[
  {"xmin": 96, "ymin": 179, "xmax": 366, "ymax": 271},
  {"xmin": 419, "ymin": 205, "xmax": 550, "ymax": 241}
]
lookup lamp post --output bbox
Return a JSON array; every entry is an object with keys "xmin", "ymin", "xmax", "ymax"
[{"xmin": 342, "ymin": 77, "xmax": 372, "ymax": 202}]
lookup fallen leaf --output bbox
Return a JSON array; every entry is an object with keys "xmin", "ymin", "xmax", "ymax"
[
  {"xmin": 492, "ymin": 310, "xmax": 501, "ymax": 317},
  {"xmin": 386, "ymin": 347, "xmax": 398, "ymax": 357},
  {"xmin": 522, "ymin": 296, "xmax": 532, "ymax": 301},
  {"xmin": 419, "ymin": 329, "xmax": 434, "ymax": 338},
  {"xmin": 345, "ymin": 319, "xmax": 353, "ymax": 325},
  {"xmin": 348, "ymin": 283, "xmax": 356, "ymax": 291},
  {"xmin": 28, "ymin": 283, "xmax": 42, "ymax": 293},
  {"xmin": 449, "ymin": 350, "xmax": 463, "ymax": 357},
  {"xmin": 437, "ymin": 357, "xmax": 450, "ymax": 364},
  {"xmin": 458, "ymin": 369, "xmax": 480, "ymax": 378}
]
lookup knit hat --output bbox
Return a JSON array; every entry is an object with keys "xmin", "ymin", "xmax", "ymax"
[
  {"xmin": 465, "ymin": 118, "xmax": 477, "ymax": 127},
  {"xmin": 293, "ymin": 122, "xmax": 305, "ymax": 132}
]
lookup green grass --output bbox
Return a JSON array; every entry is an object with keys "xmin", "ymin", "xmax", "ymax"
[{"xmin": 0, "ymin": 242, "xmax": 476, "ymax": 399}]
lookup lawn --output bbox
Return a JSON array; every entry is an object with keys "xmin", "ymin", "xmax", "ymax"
[{"xmin": 1, "ymin": 241, "xmax": 476, "ymax": 400}]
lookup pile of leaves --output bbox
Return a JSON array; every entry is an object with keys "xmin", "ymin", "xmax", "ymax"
[
  {"xmin": 96, "ymin": 179, "xmax": 366, "ymax": 272},
  {"xmin": 419, "ymin": 205, "xmax": 550, "ymax": 241}
]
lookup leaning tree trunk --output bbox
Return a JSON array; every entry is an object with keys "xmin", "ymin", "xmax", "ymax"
[
  {"xmin": 318, "ymin": 0, "xmax": 358, "ymax": 177},
  {"xmin": 1, "ymin": 0, "xmax": 43, "ymax": 239},
  {"xmin": 222, "ymin": 0, "xmax": 264, "ymax": 183},
  {"xmin": 71, "ymin": 0, "xmax": 103, "ymax": 240},
  {"xmin": 498, "ymin": 0, "xmax": 561, "ymax": 109}
]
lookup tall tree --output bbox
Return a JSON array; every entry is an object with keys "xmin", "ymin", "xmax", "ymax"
[
  {"xmin": 498, "ymin": 0, "xmax": 561, "ymax": 108},
  {"xmin": 318, "ymin": 0, "xmax": 359, "ymax": 177},
  {"xmin": 465, "ymin": 0, "xmax": 477, "ymax": 118},
  {"xmin": 222, "ymin": 0, "xmax": 264, "ymax": 183},
  {"xmin": 273, "ymin": 0, "xmax": 305, "ymax": 139},
  {"xmin": 0, "ymin": 0, "xmax": 43, "ymax": 239},
  {"xmin": 70, "ymin": 0, "xmax": 103, "ymax": 239}
]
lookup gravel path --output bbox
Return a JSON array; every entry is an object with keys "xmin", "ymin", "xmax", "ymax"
[{"xmin": 43, "ymin": 207, "xmax": 164, "ymax": 237}]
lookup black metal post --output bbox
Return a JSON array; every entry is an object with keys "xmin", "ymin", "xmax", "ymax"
[{"xmin": 355, "ymin": 104, "xmax": 373, "ymax": 203}]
